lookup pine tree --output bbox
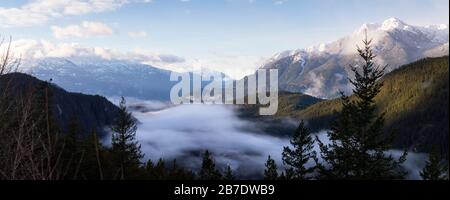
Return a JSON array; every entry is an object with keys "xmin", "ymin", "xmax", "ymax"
[
  {"xmin": 146, "ymin": 158, "xmax": 167, "ymax": 180},
  {"xmin": 420, "ymin": 150, "xmax": 449, "ymax": 180},
  {"xmin": 61, "ymin": 115, "xmax": 84, "ymax": 179},
  {"xmin": 33, "ymin": 80, "xmax": 64, "ymax": 180},
  {"xmin": 168, "ymin": 159, "xmax": 194, "ymax": 180},
  {"xmin": 278, "ymin": 172, "xmax": 286, "ymax": 180},
  {"xmin": 110, "ymin": 97, "xmax": 143, "ymax": 180},
  {"xmin": 264, "ymin": 155, "xmax": 278, "ymax": 180},
  {"xmin": 79, "ymin": 128, "xmax": 105, "ymax": 180},
  {"xmin": 66, "ymin": 115, "xmax": 82, "ymax": 152},
  {"xmin": 91, "ymin": 128, "xmax": 104, "ymax": 180},
  {"xmin": 223, "ymin": 165, "xmax": 235, "ymax": 180},
  {"xmin": 199, "ymin": 150, "xmax": 222, "ymax": 180},
  {"xmin": 317, "ymin": 33, "xmax": 407, "ymax": 180},
  {"xmin": 282, "ymin": 121, "xmax": 316, "ymax": 180}
]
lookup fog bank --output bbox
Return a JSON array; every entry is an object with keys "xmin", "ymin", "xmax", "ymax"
[{"xmin": 105, "ymin": 98, "xmax": 427, "ymax": 179}]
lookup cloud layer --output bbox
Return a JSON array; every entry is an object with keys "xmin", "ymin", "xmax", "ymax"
[
  {"xmin": 116, "ymin": 104, "xmax": 289, "ymax": 178},
  {"xmin": 128, "ymin": 31, "xmax": 148, "ymax": 38},
  {"xmin": 11, "ymin": 39, "xmax": 186, "ymax": 69},
  {"xmin": 11, "ymin": 39, "xmax": 261, "ymax": 79},
  {"xmin": 0, "ymin": 0, "xmax": 151, "ymax": 27},
  {"xmin": 102, "ymin": 100, "xmax": 427, "ymax": 179},
  {"xmin": 52, "ymin": 21, "xmax": 114, "ymax": 39}
]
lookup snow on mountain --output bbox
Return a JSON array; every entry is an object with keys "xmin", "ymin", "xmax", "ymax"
[
  {"xmin": 23, "ymin": 57, "xmax": 176, "ymax": 101},
  {"xmin": 18, "ymin": 18, "xmax": 448, "ymax": 100},
  {"xmin": 23, "ymin": 56, "xmax": 235, "ymax": 101},
  {"xmin": 262, "ymin": 18, "xmax": 449, "ymax": 98}
]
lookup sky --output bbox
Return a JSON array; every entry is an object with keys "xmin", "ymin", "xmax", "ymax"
[{"xmin": 1, "ymin": 0, "xmax": 449, "ymax": 78}]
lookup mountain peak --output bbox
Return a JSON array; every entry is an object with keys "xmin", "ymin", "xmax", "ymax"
[
  {"xmin": 381, "ymin": 17, "xmax": 409, "ymax": 31},
  {"xmin": 262, "ymin": 17, "xmax": 449, "ymax": 98},
  {"xmin": 356, "ymin": 18, "xmax": 410, "ymax": 33}
]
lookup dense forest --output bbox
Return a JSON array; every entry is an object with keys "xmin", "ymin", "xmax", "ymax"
[{"xmin": 296, "ymin": 56, "xmax": 449, "ymax": 157}]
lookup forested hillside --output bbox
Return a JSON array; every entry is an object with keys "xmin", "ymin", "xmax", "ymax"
[
  {"xmin": 237, "ymin": 91, "xmax": 322, "ymax": 137},
  {"xmin": 294, "ymin": 56, "xmax": 449, "ymax": 156},
  {"xmin": 0, "ymin": 73, "xmax": 120, "ymax": 136}
]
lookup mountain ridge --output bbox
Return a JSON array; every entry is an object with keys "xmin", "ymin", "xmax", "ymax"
[
  {"xmin": 0, "ymin": 72, "xmax": 120, "ymax": 136},
  {"xmin": 261, "ymin": 17, "xmax": 449, "ymax": 98}
]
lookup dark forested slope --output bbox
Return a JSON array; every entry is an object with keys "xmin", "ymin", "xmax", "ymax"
[
  {"xmin": 295, "ymin": 56, "xmax": 449, "ymax": 156},
  {"xmin": 0, "ymin": 73, "xmax": 119, "ymax": 136}
]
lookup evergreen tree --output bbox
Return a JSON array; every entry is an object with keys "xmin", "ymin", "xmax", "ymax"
[
  {"xmin": 317, "ymin": 33, "xmax": 407, "ymax": 180},
  {"xmin": 199, "ymin": 150, "xmax": 221, "ymax": 180},
  {"xmin": 145, "ymin": 158, "xmax": 166, "ymax": 180},
  {"xmin": 145, "ymin": 160, "xmax": 155, "ymax": 175},
  {"xmin": 61, "ymin": 115, "xmax": 83, "ymax": 179},
  {"xmin": 66, "ymin": 115, "xmax": 82, "ymax": 152},
  {"xmin": 278, "ymin": 172, "xmax": 286, "ymax": 180},
  {"xmin": 420, "ymin": 150, "xmax": 449, "ymax": 180},
  {"xmin": 168, "ymin": 159, "xmax": 195, "ymax": 180},
  {"xmin": 79, "ymin": 128, "xmax": 105, "ymax": 180},
  {"xmin": 223, "ymin": 165, "xmax": 235, "ymax": 180},
  {"xmin": 264, "ymin": 155, "xmax": 278, "ymax": 180},
  {"xmin": 282, "ymin": 121, "xmax": 316, "ymax": 180},
  {"xmin": 33, "ymin": 80, "xmax": 64, "ymax": 179},
  {"xmin": 110, "ymin": 97, "xmax": 143, "ymax": 180}
]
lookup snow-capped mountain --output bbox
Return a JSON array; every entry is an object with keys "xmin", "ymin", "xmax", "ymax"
[
  {"xmin": 23, "ymin": 57, "xmax": 233, "ymax": 101},
  {"xmin": 24, "ymin": 57, "xmax": 176, "ymax": 100},
  {"xmin": 19, "ymin": 18, "xmax": 448, "ymax": 100},
  {"xmin": 262, "ymin": 18, "xmax": 449, "ymax": 98}
]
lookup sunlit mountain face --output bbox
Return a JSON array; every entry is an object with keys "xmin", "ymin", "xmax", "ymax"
[{"xmin": 260, "ymin": 18, "xmax": 449, "ymax": 98}]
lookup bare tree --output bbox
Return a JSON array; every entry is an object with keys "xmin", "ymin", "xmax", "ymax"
[
  {"xmin": 0, "ymin": 36, "xmax": 69, "ymax": 180},
  {"xmin": 0, "ymin": 36, "xmax": 20, "ymax": 76}
]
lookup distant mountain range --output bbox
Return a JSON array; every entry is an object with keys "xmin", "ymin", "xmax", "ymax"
[
  {"xmin": 21, "ymin": 18, "xmax": 448, "ymax": 101},
  {"xmin": 0, "ymin": 73, "xmax": 120, "ymax": 136},
  {"xmin": 260, "ymin": 18, "xmax": 449, "ymax": 98},
  {"xmin": 17, "ymin": 18, "xmax": 448, "ymax": 102},
  {"xmin": 23, "ymin": 57, "xmax": 232, "ymax": 101},
  {"xmin": 24, "ymin": 57, "xmax": 176, "ymax": 101}
]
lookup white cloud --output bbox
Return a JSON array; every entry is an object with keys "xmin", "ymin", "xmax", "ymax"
[
  {"xmin": 12, "ymin": 39, "xmax": 97, "ymax": 59},
  {"xmin": 128, "ymin": 31, "xmax": 148, "ymax": 38},
  {"xmin": 304, "ymin": 71, "xmax": 325, "ymax": 97},
  {"xmin": 100, "ymin": 101, "xmax": 426, "ymax": 179},
  {"xmin": 273, "ymin": 0, "xmax": 287, "ymax": 5},
  {"xmin": 11, "ymin": 39, "xmax": 186, "ymax": 69},
  {"xmin": 114, "ymin": 104, "xmax": 290, "ymax": 177},
  {"xmin": 0, "ymin": 7, "xmax": 49, "ymax": 27},
  {"xmin": 51, "ymin": 21, "xmax": 114, "ymax": 39},
  {"xmin": 0, "ymin": 0, "xmax": 151, "ymax": 27},
  {"xmin": 11, "ymin": 39, "xmax": 260, "ymax": 79},
  {"xmin": 181, "ymin": 54, "xmax": 263, "ymax": 79}
]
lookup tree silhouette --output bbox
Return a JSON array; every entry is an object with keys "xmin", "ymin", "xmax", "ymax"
[
  {"xmin": 317, "ymin": 33, "xmax": 407, "ymax": 180},
  {"xmin": 282, "ymin": 120, "xmax": 316, "ymax": 180},
  {"xmin": 264, "ymin": 155, "xmax": 278, "ymax": 180},
  {"xmin": 111, "ymin": 97, "xmax": 143, "ymax": 180}
]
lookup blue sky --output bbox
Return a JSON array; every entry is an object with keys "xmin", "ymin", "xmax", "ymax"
[{"xmin": 1, "ymin": 0, "xmax": 449, "ymax": 78}]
